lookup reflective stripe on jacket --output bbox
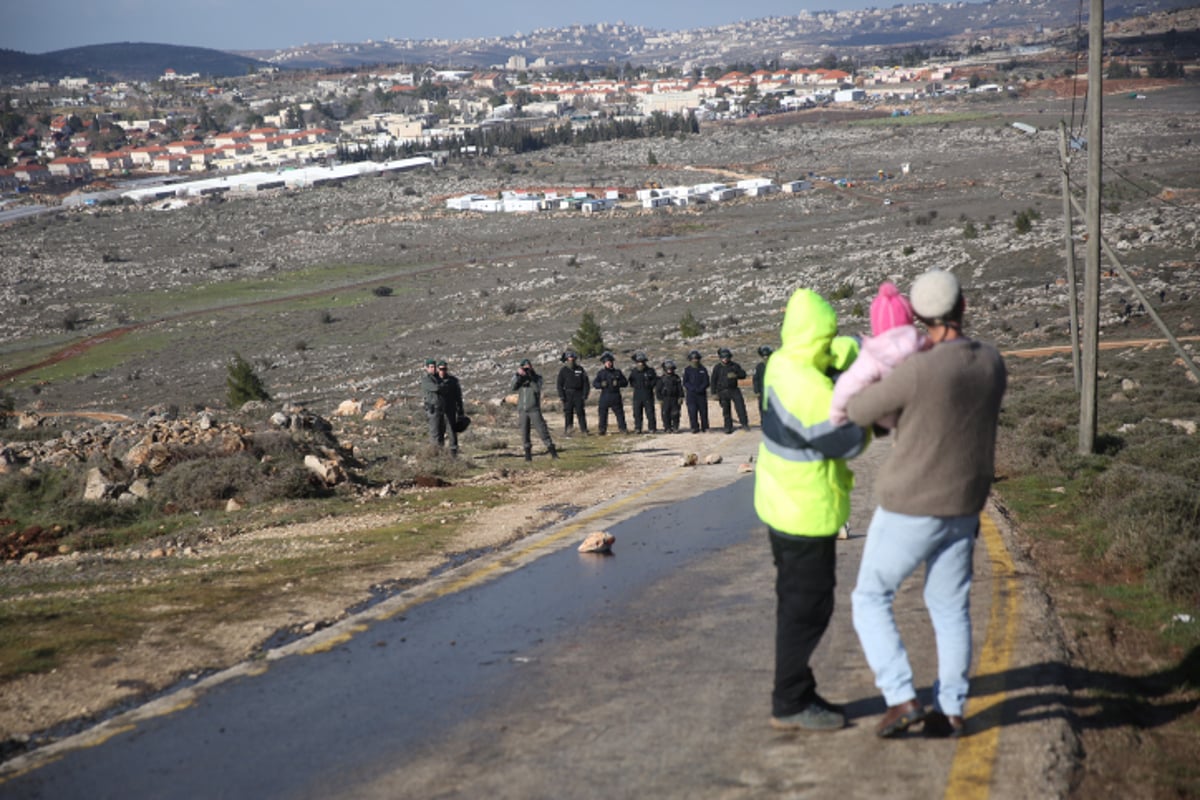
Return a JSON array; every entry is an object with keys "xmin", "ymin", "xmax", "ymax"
[{"xmin": 754, "ymin": 289, "xmax": 867, "ymax": 537}]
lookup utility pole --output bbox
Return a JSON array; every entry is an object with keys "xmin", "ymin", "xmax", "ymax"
[
  {"xmin": 1058, "ymin": 121, "xmax": 1081, "ymax": 393},
  {"xmin": 1079, "ymin": 0, "xmax": 1103, "ymax": 455}
]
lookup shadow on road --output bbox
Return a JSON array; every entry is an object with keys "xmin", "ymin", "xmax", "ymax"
[{"xmin": 962, "ymin": 644, "xmax": 1200, "ymax": 735}]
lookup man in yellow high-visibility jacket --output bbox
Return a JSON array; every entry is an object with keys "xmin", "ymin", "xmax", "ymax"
[{"xmin": 755, "ymin": 288, "xmax": 867, "ymax": 732}]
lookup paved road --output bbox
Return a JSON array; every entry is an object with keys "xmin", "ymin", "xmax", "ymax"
[
  {"xmin": 0, "ymin": 204, "xmax": 52, "ymax": 225},
  {"xmin": 0, "ymin": 435, "xmax": 1075, "ymax": 799}
]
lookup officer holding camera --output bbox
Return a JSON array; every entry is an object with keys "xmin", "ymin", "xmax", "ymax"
[{"xmin": 511, "ymin": 358, "xmax": 558, "ymax": 462}]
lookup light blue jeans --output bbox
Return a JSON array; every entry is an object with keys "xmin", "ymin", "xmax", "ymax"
[{"xmin": 851, "ymin": 507, "xmax": 978, "ymax": 716}]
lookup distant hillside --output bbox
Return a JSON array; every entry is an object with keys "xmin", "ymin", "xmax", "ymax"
[
  {"xmin": 1, "ymin": 42, "xmax": 274, "ymax": 83},
  {"xmin": 0, "ymin": 48, "xmax": 78, "ymax": 82}
]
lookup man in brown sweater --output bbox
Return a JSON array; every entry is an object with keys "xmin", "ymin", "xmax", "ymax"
[{"xmin": 846, "ymin": 270, "xmax": 1007, "ymax": 739}]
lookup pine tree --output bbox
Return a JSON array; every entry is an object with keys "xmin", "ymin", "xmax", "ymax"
[
  {"xmin": 679, "ymin": 309, "xmax": 703, "ymax": 338},
  {"xmin": 570, "ymin": 311, "xmax": 606, "ymax": 358},
  {"xmin": 226, "ymin": 352, "xmax": 271, "ymax": 407}
]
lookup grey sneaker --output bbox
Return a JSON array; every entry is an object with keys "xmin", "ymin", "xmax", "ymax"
[{"xmin": 770, "ymin": 702, "xmax": 846, "ymax": 732}]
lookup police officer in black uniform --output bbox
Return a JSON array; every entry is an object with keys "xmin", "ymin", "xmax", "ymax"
[
  {"xmin": 626, "ymin": 351, "xmax": 658, "ymax": 434},
  {"xmin": 556, "ymin": 350, "xmax": 590, "ymax": 435},
  {"xmin": 711, "ymin": 347, "xmax": 750, "ymax": 433},
  {"xmin": 591, "ymin": 351, "xmax": 628, "ymax": 435},
  {"xmin": 682, "ymin": 349, "xmax": 710, "ymax": 434},
  {"xmin": 656, "ymin": 359, "xmax": 684, "ymax": 433}
]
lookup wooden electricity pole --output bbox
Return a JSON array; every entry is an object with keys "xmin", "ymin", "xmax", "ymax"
[
  {"xmin": 1079, "ymin": 0, "xmax": 1103, "ymax": 455},
  {"xmin": 1058, "ymin": 122, "xmax": 1081, "ymax": 393}
]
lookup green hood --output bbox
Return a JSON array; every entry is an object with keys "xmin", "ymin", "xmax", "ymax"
[{"xmin": 779, "ymin": 289, "xmax": 838, "ymax": 371}]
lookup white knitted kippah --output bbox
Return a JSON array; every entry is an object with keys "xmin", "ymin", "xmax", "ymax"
[{"xmin": 910, "ymin": 270, "xmax": 961, "ymax": 320}]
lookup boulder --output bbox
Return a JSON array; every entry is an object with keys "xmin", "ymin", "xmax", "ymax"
[
  {"xmin": 680, "ymin": 453, "xmax": 699, "ymax": 467},
  {"xmin": 704, "ymin": 453, "xmax": 723, "ymax": 465}
]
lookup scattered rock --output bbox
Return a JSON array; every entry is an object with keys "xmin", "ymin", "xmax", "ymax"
[
  {"xmin": 303, "ymin": 454, "xmax": 346, "ymax": 485},
  {"xmin": 83, "ymin": 467, "xmax": 117, "ymax": 501},
  {"xmin": 225, "ymin": 497, "xmax": 245, "ymax": 512},
  {"xmin": 334, "ymin": 399, "xmax": 363, "ymax": 416},
  {"xmin": 738, "ymin": 462, "xmax": 754, "ymax": 473},
  {"xmin": 578, "ymin": 531, "xmax": 614, "ymax": 553},
  {"xmin": 704, "ymin": 453, "xmax": 723, "ymax": 465},
  {"xmin": 1163, "ymin": 418, "xmax": 1197, "ymax": 435},
  {"xmin": 680, "ymin": 453, "xmax": 699, "ymax": 467}
]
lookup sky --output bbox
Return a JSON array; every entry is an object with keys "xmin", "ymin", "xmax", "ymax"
[{"xmin": 3, "ymin": 0, "xmax": 953, "ymax": 54}]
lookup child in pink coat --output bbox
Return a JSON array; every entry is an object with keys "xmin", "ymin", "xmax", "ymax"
[{"xmin": 829, "ymin": 282, "xmax": 929, "ymax": 429}]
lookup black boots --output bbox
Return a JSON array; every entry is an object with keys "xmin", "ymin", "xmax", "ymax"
[{"xmin": 549, "ymin": 444, "xmax": 559, "ymax": 459}]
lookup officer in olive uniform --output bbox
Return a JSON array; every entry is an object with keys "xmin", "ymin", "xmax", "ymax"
[
  {"xmin": 626, "ymin": 351, "xmax": 659, "ymax": 434},
  {"xmin": 591, "ymin": 351, "xmax": 629, "ymax": 435},
  {"xmin": 656, "ymin": 359, "xmax": 684, "ymax": 433},
  {"xmin": 711, "ymin": 347, "xmax": 750, "ymax": 433},
  {"xmin": 556, "ymin": 350, "xmax": 590, "ymax": 435},
  {"xmin": 753, "ymin": 345, "xmax": 773, "ymax": 414},
  {"xmin": 510, "ymin": 358, "xmax": 558, "ymax": 462},
  {"xmin": 682, "ymin": 349, "xmax": 710, "ymax": 433},
  {"xmin": 422, "ymin": 358, "xmax": 464, "ymax": 455}
]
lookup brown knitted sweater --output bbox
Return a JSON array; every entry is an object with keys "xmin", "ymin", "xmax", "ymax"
[{"xmin": 846, "ymin": 337, "xmax": 1007, "ymax": 517}]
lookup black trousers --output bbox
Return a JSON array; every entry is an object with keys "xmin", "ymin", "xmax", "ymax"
[
  {"xmin": 562, "ymin": 392, "xmax": 588, "ymax": 433},
  {"xmin": 770, "ymin": 531, "xmax": 837, "ymax": 717},
  {"xmin": 597, "ymin": 392, "xmax": 626, "ymax": 433},
  {"xmin": 630, "ymin": 394, "xmax": 656, "ymax": 432},
  {"xmin": 686, "ymin": 391, "xmax": 709, "ymax": 432},
  {"xmin": 661, "ymin": 398, "xmax": 682, "ymax": 431},
  {"xmin": 718, "ymin": 389, "xmax": 749, "ymax": 431}
]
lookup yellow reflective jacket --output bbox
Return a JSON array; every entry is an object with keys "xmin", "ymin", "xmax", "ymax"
[{"xmin": 754, "ymin": 289, "xmax": 867, "ymax": 537}]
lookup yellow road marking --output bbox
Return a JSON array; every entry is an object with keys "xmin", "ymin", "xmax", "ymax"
[{"xmin": 944, "ymin": 511, "xmax": 1020, "ymax": 799}]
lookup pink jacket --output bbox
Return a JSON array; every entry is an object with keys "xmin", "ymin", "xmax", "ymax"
[{"xmin": 829, "ymin": 324, "xmax": 928, "ymax": 427}]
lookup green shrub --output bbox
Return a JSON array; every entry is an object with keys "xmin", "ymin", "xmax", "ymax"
[
  {"xmin": 829, "ymin": 283, "xmax": 855, "ymax": 301},
  {"xmin": 1014, "ymin": 207, "xmax": 1040, "ymax": 234},
  {"xmin": 679, "ymin": 309, "xmax": 703, "ymax": 338},
  {"xmin": 153, "ymin": 451, "xmax": 323, "ymax": 510},
  {"xmin": 226, "ymin": 352, "xmax": 270, "ymax": 407},
  {"xmin": 963, "ymin": 220, "xmax": 978, "ymax": 239}
]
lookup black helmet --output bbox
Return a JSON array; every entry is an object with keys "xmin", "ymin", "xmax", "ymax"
[
  {"xmin": 633, "ymin": 351, "xmax": 648, "ymax": 363},
  {"xmin": 601, "ymin": 351, "xmax": 615, "ymax": 362},
  {"xmin": 757, "ymin": 345, "xmax": 773, "ymax": 358},
  {"xmin": 687, "ymin": 349, "xmax": 702, "ymax": 361},
  {"xmin": 718, "ymin": 347, "xmax": 732, "ymax": 359},
  {"xmin": 662, "ymin": 359, "xmax": 676, "ymax": 370},
  {"xmin": 562, "ymin": 350, "xmax": 578, "ymax": 361}
]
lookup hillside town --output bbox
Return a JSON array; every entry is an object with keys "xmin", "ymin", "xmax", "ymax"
[
  {"xmin": 1, "ymin": 3, "xmax": 1196, "ymax": 206},
  {"xmin": 0, "ymin": 57, "xmax": 1054, "ymax": 204}
]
